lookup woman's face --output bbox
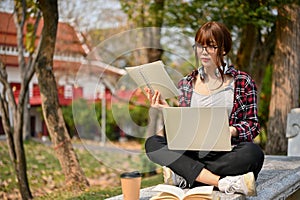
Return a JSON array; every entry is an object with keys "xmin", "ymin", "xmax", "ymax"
[{"xmin": 194, "ymin": 40, "xmax": 218, "ymax": 68}]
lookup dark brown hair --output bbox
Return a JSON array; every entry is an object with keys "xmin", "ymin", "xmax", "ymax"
[
  {"xmin": 195, "ymin": 21, "xmax": 232, "ymax": 68},
  {"xmin": 188, "ymin": 22, "xmax": 232, "ymax": 82}
]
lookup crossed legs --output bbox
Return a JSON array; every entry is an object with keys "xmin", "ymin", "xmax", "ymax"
[{"xmin": 145, "ymin": 135, "xmax": 264, "ymax": 187}]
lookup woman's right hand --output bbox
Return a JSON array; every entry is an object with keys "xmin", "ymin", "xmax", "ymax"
[{"xmin": 144, "ymin": 87, "xmax": 169, "ymax": 108}]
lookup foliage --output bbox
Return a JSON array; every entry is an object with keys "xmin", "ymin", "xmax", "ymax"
[
  {"xmin": 162, "ymin": 0, "xmax": 280, "ymax": 70},
  {"xmin": 102, "ymin": 104, "xmax": 119, "ymax": 141},
  {"xmin": 62, "ymin": 98, "xmax": 149, "ymax": 141},
  {"xmin": 61, "ymin": 103, "xmax": 77, "ymax": 137},
  {"xmin": 165, "ymin": 0, "xmax": 300, "ymax": 32},
  {"xmin": 62, "ymin": 99, "xmax": 100, "ymax": 140},
  {"xmin": 106, "ymin": 102, "xmax": 149, "ymax": 141},
  {"xmin": 121, "ymin": 0, "xmax": 279, "ymax": 34},
  {"xmin": 130, "ymin": 105, "xmax": 149, "ymax": 127},
  {"xmin": 258, "ymin": 65, "xmax": 273, "ymax": 130},
  {"xmin": 120, "ymin": 0, "xmax": 164, "ymax": 27},
  {"xmin": 254, "ymin": 65, "xmax": 273, "ymax": 148},
  {"xmin": 15, "ymin": 0, "xmax": 40, "ymax": 53},
  {"xmin": 118, "ymin": 0, "xmax": 281, "ymax": 83}
]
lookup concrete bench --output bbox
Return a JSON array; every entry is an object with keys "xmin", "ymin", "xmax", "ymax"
[
  {"xmin": 106, "ymin": 155, "xmax": 300, "ymax": 200},
  {"xmin": 286, "ymin": 108, "xmax": 300, "ymax": 156}
]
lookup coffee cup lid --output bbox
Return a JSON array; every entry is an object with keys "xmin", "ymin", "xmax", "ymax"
[{"xmin": 120, "ymin": 171, "xmax": 142, "ymax": 178}]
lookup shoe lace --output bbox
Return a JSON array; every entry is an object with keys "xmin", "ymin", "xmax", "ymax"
[
  {"xmin": 176, "ymin": 176, "xmax": 187, "ymax": 189},
  {"xmin": 163, "ymin": 167, "xmax": 188, "ymax": 189},
  {"xmin": 225, "ymin": 182, "xmax": 240, "ymax": 194}
]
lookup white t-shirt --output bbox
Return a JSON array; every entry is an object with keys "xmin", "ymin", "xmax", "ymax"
[{"xmin": 190, "ymin": 80, "xmax": 234, "ymax": 117}]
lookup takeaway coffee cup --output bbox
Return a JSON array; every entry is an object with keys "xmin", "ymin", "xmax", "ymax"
[{"xmin": 120, "ymin": 171, "xmax": 142, "ymax": 200}]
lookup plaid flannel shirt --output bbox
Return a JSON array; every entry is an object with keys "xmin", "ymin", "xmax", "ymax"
[{"xmin": 177, "ymin": 66, "xmax": 260, "ymax": 144}]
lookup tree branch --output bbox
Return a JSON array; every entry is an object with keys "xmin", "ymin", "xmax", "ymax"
[
  {"xmin": 0, "ymin": 61, "xmax": 17, "ymax": 112},
  {"xmin": 17, "ymin": 6, "xmax": 42, "ymax": 107},
  {"xmin": 13, "ymin": 0, "xmax": 26, "ymax": 71}
]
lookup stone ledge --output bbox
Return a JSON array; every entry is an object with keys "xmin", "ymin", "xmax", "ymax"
[
  {"xmin": 106, "ymin": 155, "xmax": 300, "ymax": 200},
  {"xmin": 248, "ymin": 155, "xmax": 300, "ymax": 200}
]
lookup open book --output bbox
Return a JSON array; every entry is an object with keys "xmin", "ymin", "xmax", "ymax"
[
  {"xmin": 125, "ymin": 60, "xmax": 182, "ymax": 99},
  {"xmin": 150, "ymin": 184, "xmax": 214, "ymax": 200}
]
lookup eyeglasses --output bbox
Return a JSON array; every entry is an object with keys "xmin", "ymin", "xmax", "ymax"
[{"xmin": 192, "ymin": 43, "xmax": 218, "ymax": 54}]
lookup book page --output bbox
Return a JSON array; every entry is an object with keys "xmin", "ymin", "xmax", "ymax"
[
  {"xmin": 152, "ymin": 184, "xmax": 185, "ymax": 199},
  {"xmin": 185, "ymin": 186, "xmax": 213, "ymax": 196},
  {"xmin": 150, "ymin": 192, "xmax": 178, "ymax": 200},
  {"xmin": 152, "ymin": 184, "xmax": 213, "ymax": 200},
  {"xmin": 184, "ymin": 195, "xmax": 212, "ymax": 200},
  {"xmin": 125, "ymin": 60, "xmax": 182, "ymax": 99}
]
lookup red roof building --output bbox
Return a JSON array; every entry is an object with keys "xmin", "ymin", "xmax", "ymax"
[{"xmin": 0, "ymin": 11, "xmax": 132, "ymax": 138}]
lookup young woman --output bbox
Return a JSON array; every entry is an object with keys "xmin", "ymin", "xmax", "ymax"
[{"xmin": 144, "ymin": 21, "xmax": 264, "ymax": 196}]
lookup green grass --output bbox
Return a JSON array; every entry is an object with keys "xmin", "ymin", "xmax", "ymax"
[
  {"xmin": 35, "ymin": 174, "xmax": 162, "ymax": 200},
  {"xmin": 0, "ymin": 139, "xmax": 162, "ymax": 199}
]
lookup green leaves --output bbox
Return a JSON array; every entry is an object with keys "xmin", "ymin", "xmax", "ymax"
[
  {"xmin": 14, "ymin": 0, "xmax": 40, "ymax": 53},
  {"xmin": 120, "ymin": 0, "xmax": 281, "ymax": 33},
  {"xmin": 25, "ymin": 23, "xmax": 36, "ymax": 54}
]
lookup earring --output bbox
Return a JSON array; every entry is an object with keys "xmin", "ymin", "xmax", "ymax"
[
  {"xmin": 198, "ymin": 66, "xmax": 206, "ymax": 81},
  {"xmin": 215, "ymin": 68, "xmax": 221, "ymax": 78}
]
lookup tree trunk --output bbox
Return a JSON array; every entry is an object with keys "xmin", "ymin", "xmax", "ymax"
[
  {"xmin": 265, "ymin": 3, "xmax": 300, "ymax": 155},
  {"xmin": 36, "ymin": 0, "xmax": 89, "ymax": 189},
  {"xmin": 236, "ymin": 23, "xmax": 258, "ymax": 72},
  {"xmin": 235, "ymin": 0, "xmax": 276, "ymax": 96},
  {"xmin": 23, "ymin": 92, "xmax": 31, "ymax": 139},
  {"xmin": 0, "ymin": 68, "xmax": 33, "ymax": 200},
  {"xmin": 14, "ymin": 111, "xmax": 32, "ymax": 199},
  {"xmin": 251, "ymin": 26, "xmax": 276, "ymax": 94},
  {"xmin": 1, "ymin": 2, "xmax": 38, "ymax": 198},
  {"xmin": 235, "ymin": 0, "xmax": 260, "ymax": 74}
]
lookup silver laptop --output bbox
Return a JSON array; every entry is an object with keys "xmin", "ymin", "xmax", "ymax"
[{"xmin": 162, "ymin": 107, "xmax": 232, "ymax": 151}]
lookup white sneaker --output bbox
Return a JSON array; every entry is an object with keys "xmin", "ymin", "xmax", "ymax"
[
  {"xmin": 162, "ymin": 166, "xmax": 188, "ymax": 188},
  {"xmin": 218, "ymin": 172, "xmax": 257, "ymax": 196}
]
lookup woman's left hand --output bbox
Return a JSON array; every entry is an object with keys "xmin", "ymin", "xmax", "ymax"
[{"xmin": 229, "ymin": 126, "xmax": 238, "ymax": 138}]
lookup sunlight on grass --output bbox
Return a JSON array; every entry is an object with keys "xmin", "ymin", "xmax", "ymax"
[{"xmin": 0, "ymin": 139, "xmax": 162, "ymax": 199}]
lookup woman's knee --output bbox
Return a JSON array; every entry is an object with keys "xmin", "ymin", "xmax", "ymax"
[
  {"xmin": 144, "ymin": 135, "xmax": 168, "ymax": 164},
  {"xmin": 145, "ymin": 135, "xmax": 156, "ymax": 153},
  {"xmin": 145, "ymin": 135, "xmax": 166, "ymax": 154},
  {"xmin": 242, "ymin": 142, "xmax": 264, "ymax": 161},
  {"xmin": 238, "ymin": 142, "xmax": 265, "ymax": 178}
]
